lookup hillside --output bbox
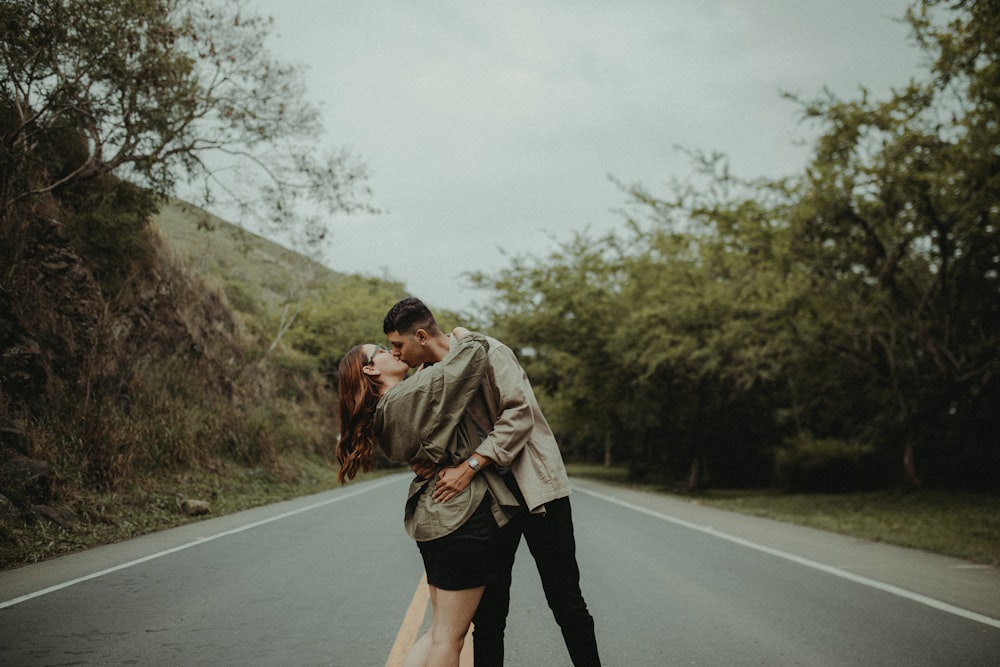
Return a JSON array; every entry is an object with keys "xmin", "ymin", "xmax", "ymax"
[
  {"xmin": 153, "ymin": 200, "xmax": 345, "ymax": 314},
  {"xmin": 0, "ymin": 196, "xmax": 397, "ymax": 569}
]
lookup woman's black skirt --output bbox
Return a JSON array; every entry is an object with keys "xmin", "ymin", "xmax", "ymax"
[{"xmin": 417, "ymin": 497, "xmax": 497, "ymax": 590}]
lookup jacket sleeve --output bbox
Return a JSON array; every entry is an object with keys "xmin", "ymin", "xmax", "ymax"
[
  {"xmin": 473, "ymin": 341, "xmax": 535, "ymax": 468},
  {"xmin": 378, "ymin": 334, "xmax": 489, "ymax": 464}
]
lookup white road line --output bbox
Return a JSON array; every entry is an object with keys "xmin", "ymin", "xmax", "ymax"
[
  {"xmin": 573, "ymin": 484, "xmax": 1000, "ymax": 630},
  {"xmin": 0, "ymin": 476, "xmax": 399, "ymax": 610}
]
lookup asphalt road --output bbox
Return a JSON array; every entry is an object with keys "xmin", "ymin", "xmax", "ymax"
[{"xmin": 1, "ymin": 474, "xmax": 998, "ymax": 666}]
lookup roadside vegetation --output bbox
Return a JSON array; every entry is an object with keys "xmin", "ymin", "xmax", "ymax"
[
  {"xmin": 469, "ymin": 1, "xmax": 1000, "ymax": 496},
  {"xmin": 568, "ymin": 465, "xmax": 1000, "ymax": 566},
  {"xmin": 1, "ymin": 1, "xmax": 997, "ymax": 571},
  {"xmin": 11, "ymin": 459, "xmax": 996, "ymax": 569}
]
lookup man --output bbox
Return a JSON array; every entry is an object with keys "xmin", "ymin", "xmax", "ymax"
[{"xmin": 383, "ymin": 297, "xmax": 601, "ymax": 667}]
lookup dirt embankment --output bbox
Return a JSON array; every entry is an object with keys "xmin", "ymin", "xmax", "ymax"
[{"xmin": 0, "ymin": 209, "xmax": 242, "ymax": 536}]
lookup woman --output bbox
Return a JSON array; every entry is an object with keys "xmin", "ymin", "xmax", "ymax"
[{"xmin": 336, "ymin": 331, "xmax": 517, "ymax": 667}]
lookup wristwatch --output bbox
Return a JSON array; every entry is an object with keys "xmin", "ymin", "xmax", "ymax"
[{"xmin": 467, "ymin": 456, "xmax": 481, "ymax": 472}]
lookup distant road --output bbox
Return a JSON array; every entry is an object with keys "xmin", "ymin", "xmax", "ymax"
[{"xmin": 1, "ymin": 474, "xmax": 998, "ymax": 665}]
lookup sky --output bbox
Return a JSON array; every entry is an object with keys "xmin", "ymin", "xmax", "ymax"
[{"xmin": 244, "ymin": 0, "xmax": 925, "ymax": 313}]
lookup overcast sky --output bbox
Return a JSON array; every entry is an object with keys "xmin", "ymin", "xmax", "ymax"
[{"xmin": 245, "ymin": 0, "xmax": 925, "ymax": 313}]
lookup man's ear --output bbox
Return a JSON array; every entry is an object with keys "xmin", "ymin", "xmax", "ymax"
[{"xmin": 415, "ymin": 328, "xmax": 428, "ymax": 345}]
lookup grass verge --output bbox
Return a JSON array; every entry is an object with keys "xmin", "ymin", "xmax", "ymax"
[
  {"xmin": 566, "ymin": 464, "xmax": 1000, "ymax": 566},
  {"xmin": 1, "ymin": 457, "xmax": 402, "ymax": 570},
  {"xmin": 7, "ymin": 461, "xmax": 996, "ymax": 570}
]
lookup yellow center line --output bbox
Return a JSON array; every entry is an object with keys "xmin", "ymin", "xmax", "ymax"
[
  {"xmin": 386, "ymin": 574, "xmax": 429, "ymax": 667},
  {"xmin": 385, "ymin": 574, "xmax": 475, "ymax": 667},
  {"xmin": 459, "ymin": 625, "xmax": 474, "ymax": 666}
]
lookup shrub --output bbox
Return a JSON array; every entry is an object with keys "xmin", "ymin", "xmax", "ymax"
[{"xmin": 774, "ymin": 434, "xmax": 890, "ymax": 493}]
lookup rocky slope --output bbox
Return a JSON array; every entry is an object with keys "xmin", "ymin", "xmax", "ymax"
[{"xmin": 0, "ymin": 206, "xmax": 247, "ymax": 546}]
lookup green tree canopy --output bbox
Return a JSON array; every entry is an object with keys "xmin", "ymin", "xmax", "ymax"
[
  {"xmin": 0, "ymin": 0, "xmax": 373, "ymax": 249},
  {"xmin": 469, "ymin": 0, "xmax": 999, "ymax": 492}
]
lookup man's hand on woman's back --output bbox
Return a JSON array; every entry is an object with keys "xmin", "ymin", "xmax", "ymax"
[{"xmin": 411, "ymin": 461, "xmax": 436, "ymax": 479}]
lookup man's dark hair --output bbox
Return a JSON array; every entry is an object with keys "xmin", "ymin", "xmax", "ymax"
[{"xmin": 383, "ymin": 297, "xmax": 440, "ymax": 335}]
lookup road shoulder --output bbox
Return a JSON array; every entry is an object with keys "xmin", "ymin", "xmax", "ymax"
[{"xmin": 570, "ymin": 477, "xmax": 1000, "ymax": 622}]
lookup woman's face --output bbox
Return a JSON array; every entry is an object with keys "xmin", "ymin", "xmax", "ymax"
[{"xmin": 364, "ymin": 343, "xmax": 409, "ymax": 381}]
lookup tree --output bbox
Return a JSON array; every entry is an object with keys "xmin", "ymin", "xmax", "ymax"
[
  {"xmin": 286, "ymin": 275, "xmax": 408, "ymax": 379},
  {"xmin": 0, "ymin": 0, "xmax": 373, "ymax": 250},
  {"xmin": 618, "ymin": 1, "xmax": 1000, "ymax": 490},
  {"xmin": 613, "ymin": 162, "xmax": 798, "ymax": 488},
  {"xmin": 468, "ymin": 0, "xmax": 999, "ymax": 491},
  {"xmin": 783, "ymin": 0, "xmax": 1000, "ymax": 487},
  {"xmin": 468, "ymin": 231, "xmax": 636, "ymax": 466}
]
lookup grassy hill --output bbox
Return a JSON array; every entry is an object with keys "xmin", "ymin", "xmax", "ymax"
[
  {"xmin": 152, "ymin": 199, "xmax": 345, "ymax": 316},
  {"xmin": 0, "ymin": 196, "xmax": 403, "ymax": 568}
]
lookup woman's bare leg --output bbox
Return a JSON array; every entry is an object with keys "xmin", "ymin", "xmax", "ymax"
[
  {"xmin": 402, "ymin": 632, "xmax": 432, "ymax": 667},
  {"xmin": 422, "ymin": 584, "xmax": 484, "ymax": 667}
]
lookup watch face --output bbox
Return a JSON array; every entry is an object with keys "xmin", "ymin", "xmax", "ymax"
[{"xmin": 469, "ymin": 457, "xmax": 480, "ymax": 470}]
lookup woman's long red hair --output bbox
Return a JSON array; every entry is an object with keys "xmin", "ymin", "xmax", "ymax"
[{"xmin": 336, "ymin": 345, "xmax": 381, "ymax": 482}]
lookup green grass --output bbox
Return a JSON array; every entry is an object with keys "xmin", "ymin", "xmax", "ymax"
[
  {"xmin": 6, "ymin": 460, "xmax": 997, "ymax": 569},
  {"xmin": 152, "ymin": 198, "xmax": 345, "ymax": 313},
  {"xmin": 0, "ymin": 456, "xmax": 403, "ymax": 569},
  {"xmin": 566, "ymin": 464, "xmax": 1000, "ymax": 566}
]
